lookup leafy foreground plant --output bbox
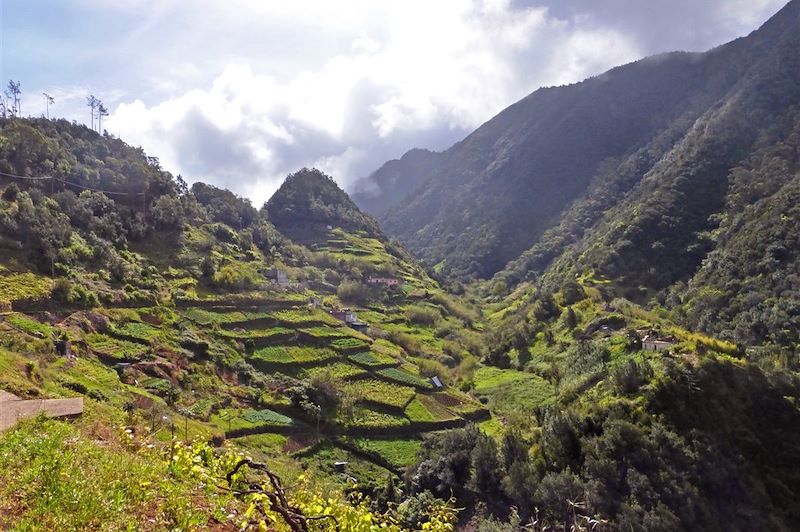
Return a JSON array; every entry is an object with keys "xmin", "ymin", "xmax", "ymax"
[{"xmin": 0, "ymin": 416, "xmax": 458, "ymax": 531}]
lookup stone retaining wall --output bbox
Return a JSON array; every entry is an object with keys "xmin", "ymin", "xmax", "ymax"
[{"xmin": 0, "ymin": 397, "xmax": 83, "ymax": 431}]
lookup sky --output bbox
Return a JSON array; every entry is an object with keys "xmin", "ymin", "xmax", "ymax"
[{"xmin": 0, "ymin": 0, "xmax": 788, "ymax": 205}]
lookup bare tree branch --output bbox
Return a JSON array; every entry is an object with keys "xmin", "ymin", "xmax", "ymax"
[{"xmin": 225, "ymin": 458, "xmax": 340, "ymax": 532}]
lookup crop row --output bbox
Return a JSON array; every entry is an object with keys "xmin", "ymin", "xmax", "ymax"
[
  {"xmin": 343, "ymin": 437, "xmax": 422, "ymax": 469},
  {"xmin": 6, "ymin": 313, "xmax": 53, "ymax": 337},
  {"xmin": 215, "ymin": 327, "xmax": 294, "ymax": 340},
  {"xmin": 241, "ymin": 408, "xmax": 296, "ymax": 426},
  {"xmin": 303, "ymin": 362, "xmax": 366, "ymax": 380},
  {"xmin": 376, "ymin": 367, "xmax": 432, "ymax": 389},
  {"xmin": 347, "ymin": 351, "xmax": 397, "ymax": 367},
  {"xmin": 344, "ymin": 407, "xmax": 410, "ymax": 428},
  {"xmin": 344, "ymin": 379, "xmax": 416, "ymax": 409},
  {"xmin": 85, "ymin": 333, "xmax": 148, "ymax": 361},
  {"xmin": 112, "ymin": 321, "xmax": 161, "ymax": 342},
  {"xmin": 249, "ymin": 346, "xmax": 338, "ymax": 365}
]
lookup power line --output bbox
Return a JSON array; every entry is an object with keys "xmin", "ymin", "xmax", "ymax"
[
  {"xmin": 0, "ymin": 170, "xmax": 49, "ymax": 180},
  {"xmin": 0, "ymin": 169, "xmax": 145, "ymax": 196}
]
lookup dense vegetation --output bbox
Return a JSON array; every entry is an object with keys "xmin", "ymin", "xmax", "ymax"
[
  {"xmin": 266, "ymin": 168, "xmax": 383, "ymax": 243},
  {"xmin": 356, "ymin": 0, "xmax": 800, "ymax": 357},
  {"xmin": 2, "ymin": 4, "xmax": 800, "ymax": 528},
  {"xmin": 0, "ymin": 117, "xmax": 480, "ymax": 530}
]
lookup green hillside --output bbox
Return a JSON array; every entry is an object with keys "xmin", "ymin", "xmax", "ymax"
[
  {"xmin": 0, "ymin": 117, "xmax": 479, "ymax": 530},
  {"xmin": 3, "ymin": 18, "xmax": 800, "ymax": 526}
]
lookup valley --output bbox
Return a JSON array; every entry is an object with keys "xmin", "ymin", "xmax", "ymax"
[{"xmin": 1, "ymin": 2, "xmax": 800, "ymax": 530}]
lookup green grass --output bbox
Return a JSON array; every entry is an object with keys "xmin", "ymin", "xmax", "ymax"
[
  {"xmin": 249, "ymin": 345, "xmax": 338, "ymax": 366},
  {"xmin": 84, "ymin": 333, "xmax": 148, "ymax": 361},
  {"xmin": 242, "ymin": 408, "xmax": 295, "ymax": 426},
  {"xmin": 232, "ymin": 432, "xmax": 288, "ymax": 454},
  {"xmin": 49, "ymin": 357, "xmax": 146, "ymax": 408},
  {"xmin": 348, "ymin": 351, "xmax": 397, "ymax": 367},
  {"xmin": 417, "ymin": 395, "xmax": 460, "ymax": 421},
  {"xmin": 330, "ymin": 337, "xmax": 370, "ymax": 351},
  {"xmin": 140, "ymin": 376, "xmax": 172, "ymax": 395},
  {"xmin": 376, "ymin": 367, "xmax": 433, "ymax": 389},
  {"xmin": 473, "ymin": 366, "xmax": 556, "ymax": 414},
  {"xmin": 473, "ymin": 366, "xmax": 530, "ymax": 393},
  {"xmin": 211, "ymin": 407, "xmax": 297, "ymax": 432},
  {"xmin": 404, "ymin": 397, "xmax": 436, "ymax": 422},
  {"xmin": 300, "ymin": 442, "xmax": 394, "ymax": 485},
  {"xmin": 487, "ymin": 377, "xmax": 555, "ymax": 411},
  {"xmin": 113, "ymin": 321, "xmax": 161, "ymax": 342},
  {"xmin": 5, "ymin": 313, "xmax": 54, "ymax": 337},
  {"xmin": 304, "ymin": 362, "xmax": 367, "ymax": 380},
  {"xmin": 344, "ymin": 380, "xmax": 416, "ymax": 410},
  {"xmin": 346, "ymin": 407, "xmax": 411, "ymax": 428},
  {"xmin": 181, "ymin": 307, "xmax": 247, "ymax": 325},
  {"xmin": 186, "ymin": 398, "xmax": 214, "ymax": 419},
  {"xmin": 300, "ymin": 327, "xmax": 350, "ymax": 339},
  {"xmin": 286, "ymin": 346, "xmax": 338, "ymax": 364},
  {"xmin": 373, "ymin": 339, "xmax": 404, "ymax": 357},
  {"xmin": 345, "ymin": 437, "xmax": 422, "ymax": 469},
  {"xmin": 0, "ymin": 418, "xmax": 225, "ymax": 530},
  {"xmin": 0, "ymin": 272, "xmax": 53, "ymax": 303},
  {"xmin": 273, "ymin": 309, "xmax": 339, "ymax": 327},
  {"xmin": 215, "ymin": 326, "xmax": 294, "ymax": 340},
  {"xmin": 250, "ymin": 346, "xmax": 294, "ymax": 364},
  {"xmin": 0, "ymin": 347, "xmax": 42, "ymax": 397}
]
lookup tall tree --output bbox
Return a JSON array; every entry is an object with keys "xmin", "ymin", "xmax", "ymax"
[
  {"xmin": 97, "ymin": 102, "xmax": 109, "ymax": 132},
  {"xmin": 86, "ymin": 94, "xmax": 98, "ymax": 130},
  {"xmin": 42, "ymin": 92, "xmax": 54, "ymax": 119},
  {"xmin": 5, "ymin": 80, "xmax": 21, "ymax": 117}
]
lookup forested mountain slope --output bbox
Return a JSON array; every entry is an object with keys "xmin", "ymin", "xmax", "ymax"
[
  {"xmin": 355, "ymin": 0, "xmax": 800, "ymax": 288},
  {"xmin": 267, "ymin": 167, "xmax": 384, "ymax": 243}
]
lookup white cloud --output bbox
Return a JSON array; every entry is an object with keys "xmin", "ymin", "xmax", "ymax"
[
  {"xmin": 102, "ymin": 0, "xmax": 644, "ymax": 205},
  {"xmin": 719, "ymin": 0, "xmax": 787, "ymax": 28},
  {"xmin": 545, "ymin": 28, "xmax": 642, "ymax": 86}
]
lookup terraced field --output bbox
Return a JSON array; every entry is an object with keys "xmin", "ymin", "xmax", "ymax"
[
  {"xmin": 348, "ymin": 350, "xmax": 398, "ymax": 368},
  {"xmin": 84, "ymin": 333, "xmax": 149, "ymax": 361},
  {"xmin": 0, "ymin": 226, "xmax": 489, "ymax": 488}
]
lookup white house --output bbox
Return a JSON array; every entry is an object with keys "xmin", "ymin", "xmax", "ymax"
[{"xmin": 642, "ymin": 335, "xmax": 674, "ymax": 351}]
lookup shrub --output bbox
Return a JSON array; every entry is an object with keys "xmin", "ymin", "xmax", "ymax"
[
  {"xmin": 560, "ymin": 280, "xmax": 586, "ymax": 305},
  {"xmin": 406, "ymin": 305, "xmax": 440, "ymax": 326},
  {"xmin": 151, "ymin": 194, "xmax": 184, "ymax": 229},
  {"xmin": 417, "ymin": 358, "xmax": 450, "ymax": 381},
  {"xmin": 613, "ymin": 359, "xmax": 654, "ymax": 395},
  {"xmin": 565, "ymin": 340, "xmax": 609, "ymax": 376},
  {"xmin": 532, "ymin": 294, "xmax": 559, "ymax": 322},
  {"xmin": 564, "ymin": 307, "xmax": 578, "ymax": 330},
  {"xmin": 388, "ymin": 330, "xmax": 423, "ymax": 356},
  {"xmin": 51, "ymin": 278, "xmax": 72, "ymax": 302},
  {"xmin": 211, "ymin": 262, "xmax": 262, "ymax": 289},
  {"xmin": 431, "ymin": 292, "xmax": 478, "ymax": 325},
  {"xmin": 337, "ymin": 281, "xmax": 371, "ymax": 304},
  {"xmin": 2, "ymin": 183, "xmax": 19, "ymax": 202}
]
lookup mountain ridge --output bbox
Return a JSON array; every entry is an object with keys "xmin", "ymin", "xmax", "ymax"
[{"xmin": 353, "ymin": 0, "xmax": 799, "ymax": 283}]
